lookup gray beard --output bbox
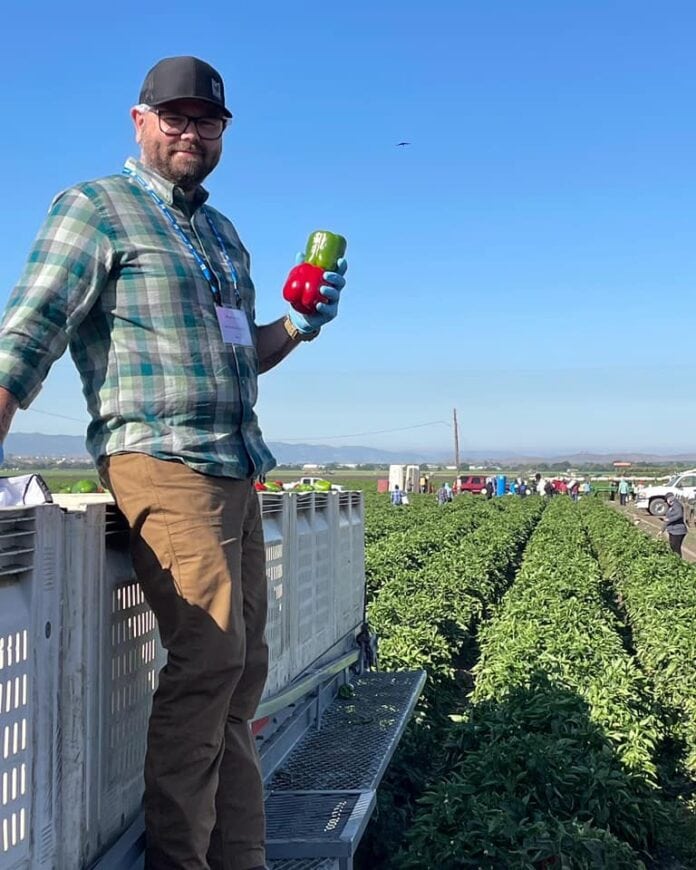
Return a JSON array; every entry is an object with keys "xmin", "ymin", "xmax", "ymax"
[{"xmin": 145, "ymin": 151, "xmax": 213, "ymax": 191}]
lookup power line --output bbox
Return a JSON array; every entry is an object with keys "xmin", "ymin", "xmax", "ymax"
[
  {"xmin": 22, "ymin": 407, "xmax": 453, "ymax": 444},
  {"xmin": 22, "ymin": 407, "xmax": 86, "ymax": 424},
  {"xmin": 273, "ymin": 420, "xmax": 451, "ymax": 442}
]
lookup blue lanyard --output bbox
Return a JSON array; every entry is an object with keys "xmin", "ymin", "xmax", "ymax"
[{"xmin": 123, "ymin": 168, "xmax": 241, "ymax": 306}]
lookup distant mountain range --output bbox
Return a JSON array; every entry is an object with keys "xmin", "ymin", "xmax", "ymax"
[{"xmin": 5, "ymin": 432, "xmax": 696, "ymax": 466}]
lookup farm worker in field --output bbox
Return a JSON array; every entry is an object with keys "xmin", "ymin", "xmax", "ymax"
[
  {"xmin": 535, "ymin": 473, "xmax": 550, "ymax": 496},
  {"xmin": 582, "ymin": 480, "xmax": 591, "ymax": 497},
  {"xmin": 618, "ymin": 477, "xmax": 630, "ymax": 506},
  {"xmin": 437, "ymin": 483, "xmax": 449, "ymax": 505},
  {"xmin": 0, "ymin": 56, "xmax": 349, "ymax": 870},
  {"xmin": 391, "ymin": 484, "xmax": 404, "ymax": 506},
  {"xmin": 660, "ymin": 492, "xmax": 688, "ymax": 557},
  {"xmin": 485, "ymin": 479, "xmax": 494, "ymax": 499}
]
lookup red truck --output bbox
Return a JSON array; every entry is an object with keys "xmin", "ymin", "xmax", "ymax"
[{"xmin": 456, "ymin": 474, "xmax": 488, "ymax": 494}]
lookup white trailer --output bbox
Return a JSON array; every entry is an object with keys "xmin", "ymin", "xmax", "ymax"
[
  {"xmin": 388, "ymin": 464, "xmax": 420, "ymax": 493},
  {"xmin": 0, "ymin": 491, "xmax": 424, "ymax": 870}
]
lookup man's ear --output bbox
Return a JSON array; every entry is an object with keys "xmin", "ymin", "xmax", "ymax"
[{"xmin": 130, "ymin": 107, "xmax": 145, "ymax": 145}]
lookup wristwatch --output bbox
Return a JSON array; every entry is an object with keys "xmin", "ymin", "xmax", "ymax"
[{"xmin": 283, "ymin": 315, "xmax": 320, "ymax": 343}]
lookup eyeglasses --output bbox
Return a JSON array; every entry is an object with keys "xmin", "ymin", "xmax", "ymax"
[{"xmin": 152, "ymin": 109, "xmax": 228, "ymax": 140}]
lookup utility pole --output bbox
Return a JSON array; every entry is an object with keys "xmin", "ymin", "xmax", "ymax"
[{"xmin": 453, "ymin": 408, "xmax": 460, "ymax": 474}]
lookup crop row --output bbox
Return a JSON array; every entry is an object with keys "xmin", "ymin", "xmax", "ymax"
[
  {"xmin": 365, "ymin": 496, "xmax": 508, "ymax": 598},
  {"xmin": 580, "ymin": 498, "xmax": 696, "ymax": 773},
  {"xmin": 357, "ymin": 496, "xmax": 546, "ymax": 869},
  {"xmin": 368, "ymin": 497, "xmax": 546, "ymax": 683},
  {"xmin": 363, "ymin": 489, "xmax": 448, "ymax": 544},
  {"xmin": 401, "ymin": 498, "xmax": 671, "ymax": 869},
  {"xmin": 473, "ymin": 498, "xmax": 660, "ymax": 776}
]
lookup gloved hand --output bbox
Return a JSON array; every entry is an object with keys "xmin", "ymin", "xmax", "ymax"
[{"xmin": 287, "ymin": 255, "xmax": 347, "ymax": 334}]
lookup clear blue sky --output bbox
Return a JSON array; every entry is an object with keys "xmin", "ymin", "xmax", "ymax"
[{"xmin": 2, "ymin": 1, "xmax": 695, "ymax": 455}]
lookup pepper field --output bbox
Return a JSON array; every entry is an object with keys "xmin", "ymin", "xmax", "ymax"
[{"xmin": 354, "ymin": 493, "xmax": 696, "ymax": 869}]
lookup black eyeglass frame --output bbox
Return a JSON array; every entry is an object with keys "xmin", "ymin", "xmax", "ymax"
[{"xmin": 151, "ymin": 108, "xmax": 229, "ymax": 140}]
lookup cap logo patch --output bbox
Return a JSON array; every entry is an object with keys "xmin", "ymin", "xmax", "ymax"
[{"xmin": 211, "ymin": 79, "xmax": 222, "ymax": 100}]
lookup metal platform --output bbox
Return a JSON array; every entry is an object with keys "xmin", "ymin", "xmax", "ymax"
[
  {"xmin": 265, "ymin": 670, "xmax": 426, "ymax": 869},
  {"xmin": 270, "ymin": 860, "xmax": 338, "ymax": 870},
  {"xmin": 90, "ymin": 670, "xmax": 425, "ymax": 870}
]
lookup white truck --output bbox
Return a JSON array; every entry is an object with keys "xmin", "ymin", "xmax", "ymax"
[
  {"xmin": 0, "ymin": 490, "xmax": 424, "ymax": 870},
  {"xmin": 388, "ymin": 464, "xmax": 420, "ymax": 494},
  {"xmin": 635, "ymin": 469, "xmax": 696, "ymax": 516},
  {"xmin": 282, "ymin": 476, "xmax": 345, "ymax": 491}
]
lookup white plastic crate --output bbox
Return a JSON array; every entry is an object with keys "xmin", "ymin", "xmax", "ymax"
[
  {"xmin": 260, "ymin": 494, "xmax": 291, "ymax": 700},
  {"xmin": 57, "ymin": 502, "xmax": 166, "ymax": 869},
  {"xmin": 260, "ymin": 491, "xmax": 365, "ymax": 698},
  {"xmin": 288, "ymin": 493, "xmax": 336, "ymax": 677},
  {"xmin": 0, "ymin": 490, "xmax": 365, "ymax": 869},
  {"xmin": 0, "ymin": 505, "xmax": 62, "ymax": 870},
  {"xmin": 335, "ymin": 493, "xmax": 365, "ymax": 643}
]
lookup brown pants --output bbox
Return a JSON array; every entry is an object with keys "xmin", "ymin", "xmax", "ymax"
[{"xmin": 102, "ymin": 454, "xmax": 269, "ymax": 870}]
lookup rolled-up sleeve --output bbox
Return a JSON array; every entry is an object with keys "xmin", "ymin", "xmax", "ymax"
[{"xmin": 0, "ymin": 188, "xmax": 114, "ymax": 407}]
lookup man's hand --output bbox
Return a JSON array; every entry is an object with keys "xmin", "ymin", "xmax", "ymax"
[{"xmin": 287, "ymin": 255, "xmax": 347, "ymax": 334}]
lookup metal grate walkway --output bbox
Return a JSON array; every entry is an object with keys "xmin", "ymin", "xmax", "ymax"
[
  {"xmin": 266, "ymin": 670, "xmax": 425, "ymax": 869},
  {"xmin": 270, "ymin": 860, "xmax": 338, "ymax": 870}
]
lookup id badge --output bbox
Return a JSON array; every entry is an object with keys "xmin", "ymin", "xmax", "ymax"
[{"xmin": 215, "ymin": 306, "xmax": 253, "ymax": 346}]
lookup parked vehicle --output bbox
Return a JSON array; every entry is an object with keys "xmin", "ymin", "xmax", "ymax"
[
  {"xmin": 635, "ymin": 469, "xmax": 696, "ymax": 516},
  {"xmin": 457, "ymin": 474, "xmax": 487, "ymax": 494},
  {"xmin": 282, "ymin": 476, "xmax": 345, "ymax": 491}
]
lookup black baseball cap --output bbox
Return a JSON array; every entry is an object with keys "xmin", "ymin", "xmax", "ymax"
[{"xmin": 139, "ymin": 56, "xmax": 232, "ymax": 118}]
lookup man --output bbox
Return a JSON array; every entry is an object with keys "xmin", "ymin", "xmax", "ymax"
[
  {"xmin": 390, "ymin": 483, "xmax": 404, "ymax": 506},
  {"xmin": 660, "ymin": 492, "xmax": 688, "ymax": 557},
  {"xmin": 0, "ymin": 56, "xmax": 347, "ymax": 870}
]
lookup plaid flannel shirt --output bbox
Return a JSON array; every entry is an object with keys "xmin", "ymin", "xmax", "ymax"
[{"xmin": 0, "ymin": 158, "xmax": 276, "ymax": 478}]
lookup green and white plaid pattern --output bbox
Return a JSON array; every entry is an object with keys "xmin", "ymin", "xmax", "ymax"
[{"xmin": 0, "ymin": 157, "xmax": 275, "ymax": 478}]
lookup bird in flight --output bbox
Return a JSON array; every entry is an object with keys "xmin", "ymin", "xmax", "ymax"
[{"xmin": 396, "ymin": 141, "xmax": 411, "ymax": 146}]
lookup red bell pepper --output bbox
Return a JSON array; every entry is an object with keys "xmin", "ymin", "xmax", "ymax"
[
  {"xmin": 282, "ymin": 262, "xmax": 327, "ymax": 315},
  {"xmin": 282, "ymin": 230, "xmax": 346, "ymax": 315}
]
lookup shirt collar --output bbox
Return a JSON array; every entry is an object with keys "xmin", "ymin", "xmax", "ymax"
[{"xmin": 124, "ymin": 157, "xmax": 210, "ymax": 212}]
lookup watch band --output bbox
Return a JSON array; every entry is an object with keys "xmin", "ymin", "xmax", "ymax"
[{"xmin": 283, "ymin": 315, "xmax": 320, "ymax": 342}]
